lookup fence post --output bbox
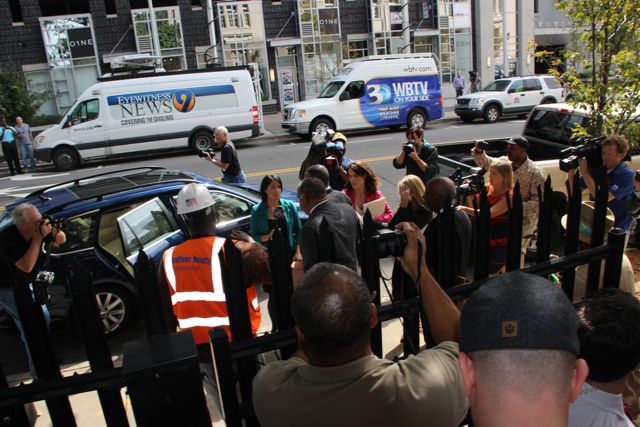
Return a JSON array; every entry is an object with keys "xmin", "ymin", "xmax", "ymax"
[
  {"xmin": 12, "ymin": 274, "xmax": 77, "ymax": 427},
  {"xmin": 435, "ymin": 205, "xmax": 456, "ymax": 288},
  {"xmin": 506, "ymin": 182, "xmax": 523, "ymax": 271},
  {"xmin": 562, "ymin": 173, "xmax": 582, "ymax": 299},
  {"xmin": 586, "ymin": 170, "xmax": 609, "ymax": 294},
  {"xmin": 473, "ymin": 188, "xmax": 490, "ymax": 280},
  {"xmin": 360, "ymin": 212, "xmax": 383, "ymax": 358},
  {"xmin": 535, "ymin": 177, "xmax": 553, "ymax": 264},
  {"xmin": 603, "ymin": 228, "xmax": 625, "ymax": 288},
  {"xmin": 0, "ymin": 363, "xmax": 31, "ymax": 427},
  {"xmin": 68, "ymin": 261, "xmax": 129, "ymax": 427},
  {"xmin": 134, "ymin": 249, "xmax": 171, "ymax": 337},
  {"xmin": 210, "ymin": 328, "xmax": 241, "ymax": 427}
]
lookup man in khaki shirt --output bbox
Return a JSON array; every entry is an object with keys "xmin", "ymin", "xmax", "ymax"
[{"xmin": 252, "ymin": 223, "xmax": 468, "ymax": 427}]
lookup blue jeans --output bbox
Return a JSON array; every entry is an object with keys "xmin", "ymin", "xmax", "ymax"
[
  {"xmin": 222, "ymin": 170, "xmax": 246, "ymax": 184},
  {"xmin": 0, "ymin": 285, "xmax": 50, "ymax": 376},
  {"xmin": 19, "ymin": 143, "xmax": 36, "ymax": 170}
]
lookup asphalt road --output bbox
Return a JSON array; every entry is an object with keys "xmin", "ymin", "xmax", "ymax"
[{"xmin": 0, "ymin": 118, "xmax": 524, "ymax": 210}]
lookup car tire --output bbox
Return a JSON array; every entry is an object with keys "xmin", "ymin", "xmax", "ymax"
[
  {"xmin": 541, "ymin": 98, "xmax": 556, "ymax": 104},
  {"xmin": 309, "ymin": 117, "xmax": 334, "ymax": 139},
  {"xmin": 52, "ymin": 146, "xmax": 79, "ymax": 171},
  {"xmin": 407, "ymin": 109, "xmax": 427, "ymax": 128},
  {"xmin": 460, "ymin": 116, "xmax": 474, "ymax": 123},
  {"xmin": 483, "ymin": 104, "xmax": 500, "ymax": 123},
  {"xmin": 190, "ymin": 130, "xmax": 214, "ymax": 153},
  {"xmin": 94, "ymin": 284, "xmax": 133, "ymax": 335}
]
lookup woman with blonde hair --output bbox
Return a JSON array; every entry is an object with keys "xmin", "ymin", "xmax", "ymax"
[
  {"xmin": 458, "ymin": 159, "xmax": 514, "ymax": 274},
  {"xmin": 342, "ymin": 160, "xmax": 393, "ymax": 223},
  {"xmin": 387, "ymin": 175, "xmax": 430, "ymax": 229}
]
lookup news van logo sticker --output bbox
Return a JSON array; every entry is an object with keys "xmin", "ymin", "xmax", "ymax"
[
  {"xmin": 367, "ymin": 85, "xmax": 392, "ymax": 105},
  {"xmin": 173, "ymin": 90, "xmax": 196, "ymax": 112}
]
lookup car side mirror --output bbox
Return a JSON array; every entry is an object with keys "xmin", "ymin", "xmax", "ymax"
[
  {"xmin": 339, "ymin": 92, "xmax": 350, "ymax": 101},
  {"xmin": 507, "ymin": 88, "xmax": 515, "ymax": 94}
]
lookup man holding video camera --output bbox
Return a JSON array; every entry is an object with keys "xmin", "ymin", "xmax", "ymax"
[
  {"xmin": 0, "ymin": 203, "xmax": 65, "ymax": 376},
  {"xmin": 324, "ymin": 131, "xmax": 351, "ymax": 191},
  {"xmin": 202, "ymin": 126, "xmax": 246, "ymax": 183},
  {"xmin": 567, "ymin": 134, "xmax": 634, "ymax": 231},
  {"xmin": 393, "ymin": 126, "xmax": 439, "ymax": 186},
  {"xmin": 253, "ymin": 222, "xmax": 467, "ymax": 427},
  {"xmin": 472, "ymin": 136, "xmax": 546, "ymax": 259}
]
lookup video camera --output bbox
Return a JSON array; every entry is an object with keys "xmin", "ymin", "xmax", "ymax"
[
  {"xmin": 404, "ymin": 140, "xmax": 417, "ymax": 155},
  {"xmin": 558, "ymin": 136, "xmax": 605, "ymax": 172},
  {"xmin": 372, "ymin": 229, "xmax": 407, "ymax": 258},
  {"xmin": 197, "ymin": 149, "xmax": 216, "ymax": 158},
  {"xmin": 450, "ymin": 167, "xmax": 485, "ymax": 196}
]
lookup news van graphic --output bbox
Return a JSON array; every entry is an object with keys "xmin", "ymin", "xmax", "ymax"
[
  {"xmin": 360, "ymin": 75, "xmax": 441, "ymax": 125},
  {"xmin": 173, "ymin": 90, "xmax": 196, "ymax": 112},
  {"xmin": 107, "ymin": 85, "xmax": 238, "ymax": 127}
]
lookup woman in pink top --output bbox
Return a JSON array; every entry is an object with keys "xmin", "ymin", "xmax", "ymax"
[{"xmin": 342, "ymin": 160, "xmax": 393, "ymax": 223}]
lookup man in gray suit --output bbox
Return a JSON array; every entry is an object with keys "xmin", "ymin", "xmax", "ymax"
[{"xmin": 298, "ymin": 177, "xmax": 360, "ymax": 272}]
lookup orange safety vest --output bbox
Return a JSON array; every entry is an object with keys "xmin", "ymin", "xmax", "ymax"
[{"xmin": 162, "ymin": 236, "xmax": 261, "ymax": 344}]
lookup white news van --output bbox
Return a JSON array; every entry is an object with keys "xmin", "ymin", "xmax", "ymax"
[
  {"xmin": 35, "ymin": 68, "xmax": 259, "ymax": 171},
  {"xmin": 281, "ymin": 54, "xmax": 443, "ymax": 139}
]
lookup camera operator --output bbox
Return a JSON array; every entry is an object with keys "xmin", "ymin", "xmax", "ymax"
[
  {"xmin": 567, "ymin": 134, "xmax": 634, "ymax": 231},
  {"xmin": 324, "ymin": 131, "xmax": 351, "ymax": 191},
  {"xmin": 202, "ymin": 126, "xmax": 246, "ymax": 184},
  {"xmin": 393, "ymin": 126, "xmax": 439, "ymax": 185},
  {"xmin": 253, "ymin": 223, "xmax": 467, "ymax": 427},
  {"xmin": 0, "ymin": 203, "xmax": 65, "ymax": 377},
  {"xmin": 472, "ymin": 135, "xmax": 546, "ymax": 263}
]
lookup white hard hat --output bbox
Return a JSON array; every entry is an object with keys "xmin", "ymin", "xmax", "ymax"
[{"xmin": 176, "ymin": 183, "xmax": 215, "ymax": 214}]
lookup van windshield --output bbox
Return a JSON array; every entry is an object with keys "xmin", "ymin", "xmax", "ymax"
[
  {"xmin": 483, "ymin": 80, "xmax": 511, "ymax": 92},
  {"xmin": 318, "ymin": 81, "xmax": 345, "ymax": 98}
]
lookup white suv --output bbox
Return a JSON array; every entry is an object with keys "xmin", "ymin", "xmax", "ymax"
[{"xmin": 455, "ymin": 75, "xmax": 564, "ymax": 124}]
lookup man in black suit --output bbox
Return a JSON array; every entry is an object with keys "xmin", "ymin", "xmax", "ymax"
[
  {"xmin": 304, "ymin": 164, "xmax": 352, "ymax": 205},
  {"xmin": 298, "ymin": 177, "xmax": 360, "ymax": 272}
]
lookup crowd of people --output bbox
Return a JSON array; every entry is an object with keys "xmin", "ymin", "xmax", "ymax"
[{"xmin": 1, "ymin": 116, "xmax": 36, "ymax": 175}]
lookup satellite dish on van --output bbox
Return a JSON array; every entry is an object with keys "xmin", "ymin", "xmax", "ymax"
[{"xmin": 107, "ymin": 54, "xmax": 163, "ymax": 75}]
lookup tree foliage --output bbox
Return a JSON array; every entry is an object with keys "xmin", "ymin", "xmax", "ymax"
[
  {"xmin": 537, "ymin": 0, "xmax": 640, "ymax": 143},
  {"xmin": 0, "ymin": 66, "xmax": 50, "ymax": 123}
]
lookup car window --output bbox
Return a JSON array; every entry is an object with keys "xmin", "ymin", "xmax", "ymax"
[
  {"xmin": 117, "ymin": 198, "xmax": 178, "ymax": 257},
  {"xmin": 211, "ymin": 192, "xmax": 253, "ymax": 224},
  {"xmin": 67, "ymin": 98, "xmax": 99, "ymax": 126},
  {"xmin": 50, "ymin": 213, "xmax": 98, "ymax": 253},
  {"xmin": 344, "ymin": 81, "xmax": 365, "ymax": 99},
  {"xmin": 509, "ymin": 80, "xmax": 525, "ymax": 92},
  {"xmin": 318, "ymin": 81, "xmax": 345, "ymax": 98},
  {"xmin": 524, "ymin": 110, "xmax": 571, "ymax": 144},
  {"xmin": 543, "ymin": 77, "xmax": 562, "ymax": 89},
  {"xmin": 483, "ymin": 80, "xmax": 511, "ymax": 92},
  {"xmin": 524, "ymin": 79, "xmax": 542, "ymax": 91}
]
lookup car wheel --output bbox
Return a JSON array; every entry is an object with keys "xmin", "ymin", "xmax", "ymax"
[
  {"xmin": 541, "ymin": 98, "xmax": 556, "ymax": 104},
  {"xmin": 483, "ymin": 105, "xmax": 500, "ymax": 123},
  {"xmin": 407, "ymin": 109, "xmax": 427, "ymax": 128},
  {"xmin": 94, "ymin": 284, "xmax": 132, "ymax": 335},
  {"xmin": 190, "ymin": 130, "xmax": 214, "ymax": 153},
  {"xmin": 460, "ymin": 116, "xmax": 474, "ymax": 123},
  {"xmin": 309, "ymin": 118, "xmax": 334, "ymax": 139},
  {"xmin": 52, "ymin": 147, "xmax": 79, "ymax": 171}
]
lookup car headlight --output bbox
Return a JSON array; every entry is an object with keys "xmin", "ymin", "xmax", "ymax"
[
  {"xmin": 293, "ymin": 110, "xmax": 305, "ymax": 119},
  {"xmin": 469, "ymin": 98, "xmax": 485, "ymax": 106},
  {"xmin": 35, "ymin": 134, "xmax": 45, "ymax": 145}
]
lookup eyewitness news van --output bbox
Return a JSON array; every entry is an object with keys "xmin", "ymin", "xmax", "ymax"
[
  {"xmin": 281, "ymin": 54, "xmax": 443, "ymax": 139},
  {"xmin": 34, "ymin": 68, "xmax": 260, "ymax": 171}
]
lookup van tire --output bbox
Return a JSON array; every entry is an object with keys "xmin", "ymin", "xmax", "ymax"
[
  {"xmin": 52, "ymin": 147, "xmax": 79, "ymax": 171},
  {"xmin": 308, "ymin": 118, "xmax": 334, "ymax": 140},
  {"xmin": 483, "ymin": 104, "xmax": 500, "ymax": 123},
  {"xmin": 190, "ymin": 131, "xmax": 214, "ymax": 152},
  {"xmin": 408, "ymin": 109, "xmax": 427, "ymax": 128}
]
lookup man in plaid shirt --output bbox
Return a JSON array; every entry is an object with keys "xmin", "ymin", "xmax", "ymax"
[{"xmin": 471, "ymin": 135, "xmax": 547, "ymax": 264}]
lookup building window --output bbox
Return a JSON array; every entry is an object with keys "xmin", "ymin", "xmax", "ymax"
[
  {"xmin": 104, "ymin": 0, "xmax": 117, "ymax": 15},
  {"xmin": 132, "ymin": 7, "xmax": 186, "ymax": 71},
  {"xmin": 343, "ymin": 40, "xmax": 368, "ymax": 60},
  {"xmin": 131, "ymin": 0, "xmax": 177, "ymax": 7},
  {"xmin": 39, "ymin": 0, "xmax": 90, "ymax": 16},
  {"xmin": 9, "ymin": 0, "xmax": 23, "ymax": 23}
]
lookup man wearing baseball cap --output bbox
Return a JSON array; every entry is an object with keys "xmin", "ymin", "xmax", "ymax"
[
  {"xmin": 472, "ymin": 135, "xmax": 547, "ymax": 264},
  {"xmin": 458, "ymin": 271, "xmax": 588, "ymax": 427}
]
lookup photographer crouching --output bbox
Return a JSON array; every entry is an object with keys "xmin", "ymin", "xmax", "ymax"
[
  {"xmin": 566, "ymin": 135, "xmax": 634, "ymax": 233},
  {"xmin": 392, "ymin": 126, "xmax": 439, "ymax": 186},
  {"xmin": 0, "ymin": 203, "xmax": 65, "ymax": 377}
]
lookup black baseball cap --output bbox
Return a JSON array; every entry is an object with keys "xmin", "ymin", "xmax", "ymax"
[
  {"xmin": 460, "ymin": 271, "xmax": 579, "ymax": 355},
  {"xmin": 507, "ymin": 135, "xmax": 529, "ymax": 150}
]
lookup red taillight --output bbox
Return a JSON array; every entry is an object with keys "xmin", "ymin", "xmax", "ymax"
[
  {"xmin": 439, "ymin": 95, "xmax": 443, "ymax": 105},
  {"xmin": 252, "ymin": 105, "xmax": 259, "ymax": 125}
]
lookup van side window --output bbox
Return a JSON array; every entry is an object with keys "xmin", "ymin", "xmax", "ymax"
[
  {"xmin": 68, "ymin": 99, "xmax": 100, "ymax": 126},
  {"xmin": 345, "ymin": 81, "xmax": 365, "ymax": 99}
]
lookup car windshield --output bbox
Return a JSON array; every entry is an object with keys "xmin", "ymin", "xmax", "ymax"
[
  {"xmin": 483, "ymin": 80, "xmax": 511, "ymax": 92},
  {"xmin": 318, "ymin": 81, "xmax": 345, "ymax": 98}
]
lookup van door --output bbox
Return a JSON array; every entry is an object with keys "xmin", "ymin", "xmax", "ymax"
[
  {"xmin": 336, "ymin": 81, "xmax": 366, "ymax": 129},
  {"xmin": 62, "ymin": 98, "xmax": 107, "ymax": 159},
  {"xmin": 106, "ymin": 88, "xmax": 160, "ymax": 156}
]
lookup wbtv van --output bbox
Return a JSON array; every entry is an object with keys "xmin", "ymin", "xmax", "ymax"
[
  {"xmin": 35, "ymin": 68, "xmax": 260, "ymax": 171},
  {"xmin": 281, "ymin": 54, "xmax": 443, "ymax": 139}
]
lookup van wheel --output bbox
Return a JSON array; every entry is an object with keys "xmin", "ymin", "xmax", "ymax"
[
  {"xmin": 309, "ymin": 118, "xmax": 334, "ymax": 139},
  {"xmin": 190, "ymin": 131, "xmax": 214, "ymax": 152},
  {"xmin": 52, "ymin": 147, "xmax": 79, "ymax": 171},
  {"xmin": 407, "ymin": 109, "xmax": 427, "ymax": 128},
  {"xmin": 483, "ymin": 104, "xmax": 500, "ymax": 123}
]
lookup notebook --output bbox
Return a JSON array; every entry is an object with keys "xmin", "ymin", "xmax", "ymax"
[{"xmin": 362, "ymin": 197, "xmax": 387, "ymax": 218}]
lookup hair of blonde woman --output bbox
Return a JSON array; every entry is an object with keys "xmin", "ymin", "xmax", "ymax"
[
  {"xmin": 490, "ymin": 159, "xmax": 514, "ymax": 191},
  {"xmin": 397, "ymin": 175, "xmax": 426, "ymax": 210}
]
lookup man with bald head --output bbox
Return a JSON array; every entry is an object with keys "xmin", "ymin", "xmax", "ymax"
[
  {"xmin": 304, "ymin": 164, "xmax": 351, "ymax": 205},
  {"xmin": 253, "ymin": 223, "xmax": 468, "ymax": 427}
]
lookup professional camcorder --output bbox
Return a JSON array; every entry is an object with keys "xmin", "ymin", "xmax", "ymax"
[
  {"xmin": 33, "ymin": 270, "xmax": 55, "ymax": 305},
  {"xmin": 450, "ymin": 167, "xmax": 485, "ymax": 196},
  {"xmin": 558, "ymin": 136, "xmax": 605, "ymax": 172},
  {"xmin": 404, "ymin": 140, "xmax": 417, "ymax": 155},
  {"xmin": 372, "ymin": 229, "xmax": 407, "ymax": 258},
  {"xmin": 197, "ymin": 149, "xmax": 216, "ymax": 158}
]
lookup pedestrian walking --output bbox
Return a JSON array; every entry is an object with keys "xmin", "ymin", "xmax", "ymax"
[
  {"xmin": 15, "ymin": 116, "xmax": 36, "ymax": 172},
  {"xmin": 453, "ymin": 71, "xmax": 465, "ymax": 98},
  {"xmin": 1, "ymin": 117, "xmax": 22, "ymax": 175}
]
